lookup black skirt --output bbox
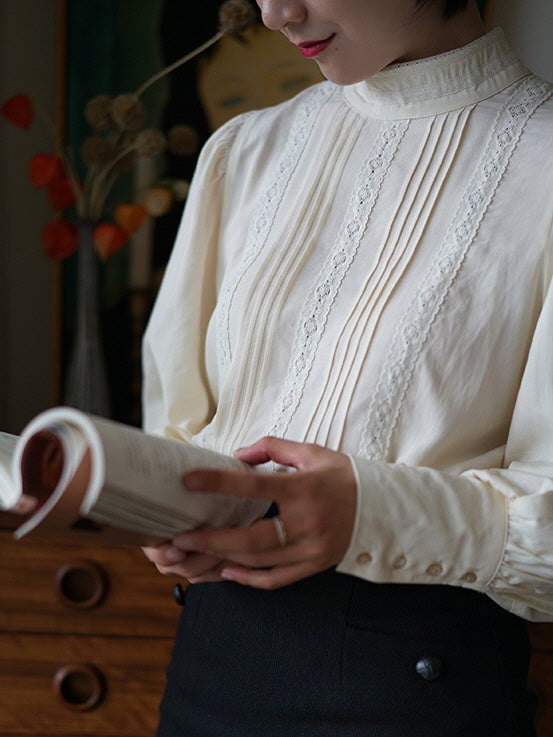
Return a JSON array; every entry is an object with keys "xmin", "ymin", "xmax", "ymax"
[{"xmin": 157, "ymin": 569, "xmax": 536, "ymax": 737}]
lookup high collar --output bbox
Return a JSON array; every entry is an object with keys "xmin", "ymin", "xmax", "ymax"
[{"xmin": 343, "ymin": 27, "xmax": 530, "ymax": 120}]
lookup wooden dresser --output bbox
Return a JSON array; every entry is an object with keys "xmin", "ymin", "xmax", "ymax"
[
  {"xmin": 0, "ymin": 513, "xmax": 181, "ymax": 737},
  {"xmin": 2, "ymin": 512, "xmax": 553, "ymax": 736}
]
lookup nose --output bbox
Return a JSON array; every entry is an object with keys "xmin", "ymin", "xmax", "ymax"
[{"xmin": 256, "ymin": 0, "xmax": 306, "ymax": 31}]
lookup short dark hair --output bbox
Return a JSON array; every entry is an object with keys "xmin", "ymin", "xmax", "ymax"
[{"xmin": 417, "ymin": 0, "xmax": 470, "ymax": 20}]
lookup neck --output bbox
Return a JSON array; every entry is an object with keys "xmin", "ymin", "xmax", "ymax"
[{"xmin": 400, "ymin": 1, "xmax": 487, "ymax": 63}]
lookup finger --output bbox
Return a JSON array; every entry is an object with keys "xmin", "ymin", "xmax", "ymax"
[
  {"xmin": 172, "ymin": 517, "xmax": 294, "ymax": 558},
  {"xmin": 142, "ymin": 543, "xmax": 187, "ymax": 567},
  {"xmin": 179, "ymin": 551, "xmax": 224, "ymax": 579},
  {"xmin": 221, "ymin": 560, "xmax": 320, "ymax": 590},
  {"xmin": 154, "ymin": 551, "xmax": 224, "ymax": 580},
  {"xmin": 183, "ymin": 465, "xmax": 298, "ymax": 502},
  {"xmin": 234, "ymin": 436, "xmax": 324, "ymax": 470},
  {"xmin": 188, "ymin": 561, "xmax": 228, "ymax": 584}
]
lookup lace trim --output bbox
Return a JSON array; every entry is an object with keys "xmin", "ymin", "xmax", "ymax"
[
  {"xmin": 267, "ymin": 120, "xmax": 409, "ymax": 439},
  {"xmin": 356, "ymin": 29, "xmax": 514, "ymax": 106},
  {"xmin": 359, "ymin": 75, "xmax": 553, "ymax": 461},
  {"xmin": 215, "ymin": 83, "xmax": 334, "ymax": 381}
]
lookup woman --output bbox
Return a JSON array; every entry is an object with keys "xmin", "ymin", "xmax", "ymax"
[{"xmin": 143, "ymin": 1, "xmax": 553, "ymax": 734}]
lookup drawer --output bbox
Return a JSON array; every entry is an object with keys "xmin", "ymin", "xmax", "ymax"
[
  {"xmin": 0, "ymin": 533, "xmax": 182, "ymax": 637},
  {"xmin": 0, "ymin": 632, "xmax": 173, "ymax": 735}
]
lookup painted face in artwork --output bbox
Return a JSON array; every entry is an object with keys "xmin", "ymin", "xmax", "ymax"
[{"xmin": 197, "ymin": 25, "xmax": 323, "ymax": 130}]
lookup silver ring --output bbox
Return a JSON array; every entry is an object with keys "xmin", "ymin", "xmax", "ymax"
[{"xmin": 272, "ymin": 515, "xmax": 288, "ymax": 547}]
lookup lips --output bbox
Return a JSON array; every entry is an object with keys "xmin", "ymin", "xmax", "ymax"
[{"xmin": 296, "ymin": 34, "xmax": 335, "ymax": 58}]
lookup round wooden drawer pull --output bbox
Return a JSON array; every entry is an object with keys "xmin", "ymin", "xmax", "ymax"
[
  {"xmin": 53, "ymin": 663, "xmax": 105, "ymax": 711},
  {"xmin": 55, "ymin": 559, "xmax": 109, "ymax": 609}
]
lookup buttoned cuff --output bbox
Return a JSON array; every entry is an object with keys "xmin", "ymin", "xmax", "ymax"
[{"xmin": 337, "ymin": 456, "xmax": 507, "ymax": 592}]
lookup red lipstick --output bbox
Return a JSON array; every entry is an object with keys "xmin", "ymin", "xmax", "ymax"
[{"xmin": 297, "ymin": 34, "xmax": 334, "ymax": 58}]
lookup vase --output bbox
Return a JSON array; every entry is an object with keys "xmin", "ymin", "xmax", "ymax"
[{"xmin": 64, "ymin": 221, "xmax": 111, "ymax": 416}]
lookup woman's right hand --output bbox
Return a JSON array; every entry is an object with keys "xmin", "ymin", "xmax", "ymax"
[{"xmin": 142, "ymin": 544, "xmax": 227, "ymax": 584}]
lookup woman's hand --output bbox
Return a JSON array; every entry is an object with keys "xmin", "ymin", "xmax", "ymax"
[
  {"xmin": 144, "ymin": 437, "xmax": 357, "ymax": 590},
  {"xmin": 141, "ymin": 545, "xmax": 228, "ymax": 584}
]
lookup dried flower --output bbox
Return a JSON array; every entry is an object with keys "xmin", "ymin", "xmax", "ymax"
[
  {"xmin": 171, "ymin": 179, "xmax": 191, "ymax": 201},
  {"xmin": 111, "ymin": 93, "xmax": 147, "ymax": 132},
  {"xmin": 113, "ymin": 149, "xmax": 136, "ymax": 175},
  {"xmin": 157, "ymin": 178, "xmax": 190, "ymax": 201},
  {"xmin": 218, "ymin": 0, "xmax": 258, "ymax": 35},
  {"xmin": 135, "ymin": 0, "xmax": 257, "ymax": 98},
  {"xmin": 84, "ymin": 94, "xmax": 114, "ymax": 131},
  {"xmin": 42, "ymin": 220, "xmax": 79, "ymax": 259},
  {"xmin": 2, "ymin": 3, "xmax": 256, "ymax": 260},
  {"xmin": 1, "ymin": 94, "xmax": 34, "ymax": 129},
  {"xmin": 141, "ymin": 186, "xmax": 174, "ymax": 217},
  {"xmin": 81, "ymin": 136, "xmax": 118, "ymax": 166},
  {"xmin": 135, "ymin": 128, "xmax": 167, "ymax": 157},
  {"xmin": 168, "ymin": 125, "xmax": 199, "ymax": 156}
]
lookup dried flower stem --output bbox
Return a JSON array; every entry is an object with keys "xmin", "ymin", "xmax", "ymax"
[
  {"xmin": 28, "ymin": 97, "xmax": 83, "ymax": 212},
  {"xmin": 135, "ymin": 31, "xmax": 224, "ymax": 98},
  {"xmin": 87, "ymin": 143, "xmax": 136, "ymax": 218},
  {"xmin": 35, "ymin": 105, "xmax": 57, "ymax": 145},
  {"xmin": 90, "ymin": 170, "xmax": 120, "ymax": 220}
]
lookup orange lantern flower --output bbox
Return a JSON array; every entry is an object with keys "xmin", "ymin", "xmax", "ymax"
[
  {"xmin": 114, "ymin": 203, "xmax": 148, "ymax": 235},
  {"xmin": 93, "ymin": 222, "xmax": 128, "ymax": 260}
]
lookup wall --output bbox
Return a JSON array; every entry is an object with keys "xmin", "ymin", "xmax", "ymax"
[
  {"xmin": 491, "ymin": 0, "xmax": 553, "ymax": 81},
  {"xmin": 0, "ymin": 0, "xmax": 58, "ymax": 433}
]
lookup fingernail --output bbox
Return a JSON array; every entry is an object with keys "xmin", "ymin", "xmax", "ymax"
[{"xmin": 221, "ymin": 569, "xmax": 235, "ymax": 581}]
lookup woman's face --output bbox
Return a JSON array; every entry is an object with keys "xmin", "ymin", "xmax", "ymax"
[{"xmin": 256, "ymin": 0, "xmax": 470, "ymax": 85}]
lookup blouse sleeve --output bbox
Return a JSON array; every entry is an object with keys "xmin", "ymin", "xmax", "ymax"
[
  {"xmin": 338, "ymin": 270, "xmax": 553, "ymax": 622},
  {"xmin": 142, "ymin": 115, "xmax": 246, "ymax": 441}
]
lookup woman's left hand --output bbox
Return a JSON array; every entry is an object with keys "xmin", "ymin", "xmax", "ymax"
[{"xmin": 168, "ymin": 436, "xmax": 357, "ymax": 590}]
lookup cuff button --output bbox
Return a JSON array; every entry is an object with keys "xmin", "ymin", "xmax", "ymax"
[
  {"xmin": 356, "ymin": 552, "xmax": 373, "ymax": 565},
  {"xmin": 426, "ymin": 563, "xmax": 443, "ymax": 577},
  {"xmin": 392, "ymin": 555, "xmax": 407, "ymax": 569}
]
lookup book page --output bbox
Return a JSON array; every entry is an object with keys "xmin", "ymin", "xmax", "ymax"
[
  {"xmin": 13, "ymin": 421, "xmax": 90, "ymax": 538},
  {"xmin": 12, "ymin": 407, "xmax": 270, "ymax": 545},
  {"xmin": 0, "ymin": 432, "xmax": 35, "ymax": 513},
  {"xmin": 0, "ymin": 432, "xmax": 18, "ymax": 509},
  {"xmin": 84, "ymin": 414, "xmax": 270, "ymax": 539}
]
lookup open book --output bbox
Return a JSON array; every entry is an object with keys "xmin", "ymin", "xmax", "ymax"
[{"xmin": 0, "ymin": 407, "xmax": 269, "ymax": 546}]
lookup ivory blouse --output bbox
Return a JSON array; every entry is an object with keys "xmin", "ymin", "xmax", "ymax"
[{"xmin": 143, "ymin": 28, "xmax": 553, "ymax": 621}]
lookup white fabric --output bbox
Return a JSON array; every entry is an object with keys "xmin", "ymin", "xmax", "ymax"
[{"xmin": 143, "ymin": 28, "xmax": 553, "ymax": 621}]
